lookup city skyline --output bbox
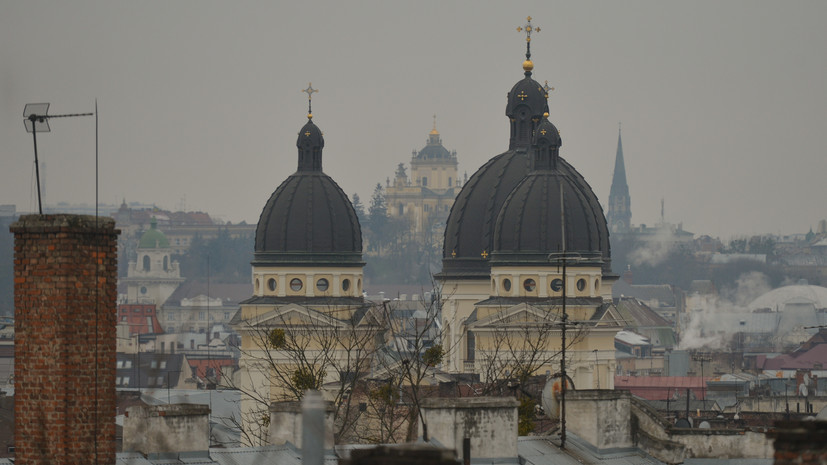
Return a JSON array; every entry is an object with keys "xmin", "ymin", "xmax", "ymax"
[{"xmin": 1, "ymin": 1, "xmax": 826, "ymax": 240}]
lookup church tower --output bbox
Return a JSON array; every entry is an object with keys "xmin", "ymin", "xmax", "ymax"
[{"xmin": 607, "ymin": 125, "xmax": 631, "ymax": 233}]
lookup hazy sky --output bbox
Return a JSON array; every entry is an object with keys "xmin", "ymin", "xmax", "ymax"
[{"xmin": 2, "ymin": 1, "xmax": 826, "ymax": 240}]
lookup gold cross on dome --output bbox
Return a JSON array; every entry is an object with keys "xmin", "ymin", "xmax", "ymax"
[
  {"xmin": 304, "ymin": 131, "xmax": 311, "ymax": 136},
  {"xmin": 302, "ymin": 82, "xmax": 318, "ymax": 118},
  {"xmin": 451, "ymin": 249, "xmax": 457, "ymax": 258},
  {"xmin": 517, "ymin": 91, "xmax": 528, "ymax": 101},
  {"xmin": 543, "ymin": 80, "xmax": 554, "ymax": 98},
  {"xmin": 540, "ymin": 129, "xmax": 547, "ymax": 135},
  {"xmin": 302, "ymin": 83, "xmax": 318, "ymax": 100},
  {"xmin": 517, "ymin": 16, "xmax": 540, "ymax": 42},
  {"xmin": 481, "ymin": 250, "xmax": 489, "ymax": 259}
]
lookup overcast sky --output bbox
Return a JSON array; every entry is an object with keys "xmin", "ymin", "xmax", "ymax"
[{"xmin": 2, "ymin": 1, "xmax": 825, "ymax": 240}]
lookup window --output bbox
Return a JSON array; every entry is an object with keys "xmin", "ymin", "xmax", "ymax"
[
  {"xmin": 448, "ymin": 177, "xmax": 452, "ymax": 186},
  {"xmin": 116, "ymin": 360, "xmax": 124, "ymax": 369},
  {"xmin": 268, "ymin": 278, "xmax": 277, "ymax": 292},
  {"xmin": 502, "ymin": 278, "xmax": 512, "ymax": 292},
  {"xmin": 594, "ymin": 279, "xmax": 600, "ymax": 292},
  {"xmin": 142, "ymin": 255, "xmax": 150, "ymax": 271},
  {"xmin": 160, "ymin": 342, "xmax": 165, "ymax": 353},
  {"xmin": 550, "ymin": 278, "xmax": 564, "ymax": 292},
  {"xmin": 140, "ymin": 286, "xmax": 147, "ymax": 295},
  {"xmin": 290, "ymin": 278, "xmax": 303, "ymax": 292},
  {"xmin": 422, "ymin": 177, "xmax": 428, "ymax": 186},
  {"xmin": 224, "ymin": 312, "xmax": 230, "ymax": 320},
  {"xmin": 342, "ymin": 279, "xmax": 351, "ymax": 292},
  {"xmin": 199, "ymin": 311, "xmax": 206, "ymax": 320},
  {"xmin": 150, "ymin": 360, "xmax": 158, "ymax": 369},
  {"xmin": 116, "ymin": 377, "xmax": 122, "ymax": 385},
  {"xmin": 122, "ymin": 377, "xmax": 130, "ymax": 386},
  {"xmin": 523, "ymin": 279, "xmax": 536, "ymax": 292},
  {"xmin": 168, "ymin": 313, "xmax": 175, "ymax": 321},
  {"xmin": 163, "ymin": 256, "xmax": 169, "ymax": 271},
  {"xmin": 121, "ymin": 316, "xmax": 127, "ymax": 322},
  {"xmin": 160, "ymin": 361, "xmax": 167, "ymax": 369},
  {"xmin": 576, "ymin": 279, "xmax": 586, "ymax": 292},
  {"xmin": 316, "ymin": 278, "xmax": 329, "ymax": 292},
  {"xmin": 124, "ymin": 360, "xmax": 132, "ymax": 369}
]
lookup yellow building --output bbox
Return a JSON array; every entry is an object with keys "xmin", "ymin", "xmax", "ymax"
[
  {"xmin": 385, "ymin": 120, "xmax": 459, "ymax": 246},
  {"xmin": 437, "ymin": 18, "xmax": 621, "ymax": 391},
  {"xmin": 234, "ymin": 105, "xmax": 379, "ymax": 445}
]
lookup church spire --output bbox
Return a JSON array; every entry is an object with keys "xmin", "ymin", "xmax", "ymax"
[{"xmin": 608, "ymin": 123, "xmax": 631, "ymax": 233}]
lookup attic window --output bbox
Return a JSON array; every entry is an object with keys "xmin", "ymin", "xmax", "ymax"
[
  {"xmin": 290, "ymin": 278, "xmax": 303, "ymax": 292},
  {"xmin": 268, "ymin": 278, "xmax": 277, "ymax": 292},
  {"xmin": 523, "ymin": 279, "xmax": 536, "ymax": 292}
]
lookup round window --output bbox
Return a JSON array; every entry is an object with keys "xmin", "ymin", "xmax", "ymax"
[
  {"xmin": 316, "ymin": 278, "xmax": 329, "ymax": 292},
  {"xmin": 268, "ymin": 278, "xmax": 277, "ymax": 292},
  {"xmin": 523, "ymin": 278, "xmax": 536, "ymax": 292},
  {"xmin": 342, "ymin": 279, "xmax": 351, "ymax": 291},
  {"xmin": 503, "ymin": 278, "xmax": 512, "ymax": 292},
  {"xmin": 550, "ymin": 279, "xmax": 563, "ymax": 292},
  {"xmin": 290, "ymin": 278, "xmax": 303, "ymax": 292},
  {"xmin": 576, "ymin": 279, "xmax": 586, "ymax": 292}
]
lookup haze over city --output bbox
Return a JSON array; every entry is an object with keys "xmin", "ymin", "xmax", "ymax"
[{"xmin": 1, "ymin": 1, "xmax": 825, "ymax": 240}]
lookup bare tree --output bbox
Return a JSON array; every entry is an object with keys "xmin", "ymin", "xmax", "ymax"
[{"xmin": 229, "ymin": 302, "xmax": 384, "ymax": 445}]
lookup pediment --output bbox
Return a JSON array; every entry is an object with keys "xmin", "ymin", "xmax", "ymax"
[
  {"xmin": 469, "ymin": 303, "xmax": 562, "ymax": 329},
  {"xmin": 244, "ymin": 304, "xmax": 346, "ymax": 329}
]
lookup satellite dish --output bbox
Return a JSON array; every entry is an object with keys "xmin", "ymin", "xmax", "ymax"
[
  {"xmin": 675, "ymin": 418, "xmax": 692, "ymax": 428},
  {"xmin": 699, "ymin": 421, "xmax": 711, "ymax": 429},
  {"xmin": 800, "ymin": 384, "xmax": 809, "ymax": 397},
  {"xmin": 541, "ymin": 375, "xmax": 573, "ymax": 419}
]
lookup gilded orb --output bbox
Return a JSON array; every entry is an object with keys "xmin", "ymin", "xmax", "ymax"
[{"xmin": 522, "ymin": 59, "xmax": 534, "ymax": 72}]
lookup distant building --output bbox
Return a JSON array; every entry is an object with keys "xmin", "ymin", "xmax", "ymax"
[
  {"xmin": 120, "ymin": 218, "xmax": 185, "ymax": 306},
  {"xmin": 385, "ymin": 119, "xmax": 459, "ymax": 246}
]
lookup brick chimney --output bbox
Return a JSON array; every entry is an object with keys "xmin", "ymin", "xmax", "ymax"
[{"xmin": 11, "ymin": 215, "xmax": 119, "ymax": 465}]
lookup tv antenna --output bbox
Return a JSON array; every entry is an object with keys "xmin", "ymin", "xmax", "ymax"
[{"xmin": 23, "ymin": 103, "xmax": 94, "ymax": 214}]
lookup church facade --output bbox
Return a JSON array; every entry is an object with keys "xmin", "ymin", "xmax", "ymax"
[{"xmin": 437, "ymin": 18, "xmax": 622, "ymax": 391}]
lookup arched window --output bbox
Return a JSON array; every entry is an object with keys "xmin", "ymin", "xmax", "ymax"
[
  {"xmin": 163, "ymin": 256, "xmax": 169, "ymax": 271},
  {"xmin": 142, "ymin": 255, "xmax": 150, "ymax": 271}
]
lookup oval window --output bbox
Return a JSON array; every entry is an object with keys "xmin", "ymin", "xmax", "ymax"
[
  {"xmin": 140, "ymin": 286, "xmax": 147, "ymax": 294},
  {"xmin": 290, "ymin": 278, "xmax": 303, "ymax": 292},
  {"xmin": 503, "ymin": 279, "xmax": 512, "ymax": 292},
  {"xmin": 342, "ymin": 279, "xmax": 351, "ymax": 292},
  {"xmin": 550, "ymin": 279, "xmax": 563, "ymax": 292},
  {"xmin": 594, "ymin": 279, "xmax": 600, "ymax": 293},
  {"xmin": 523, "ymin": 279, "xmax": 536, "ymax": 292},
  {"xmin": 316, "ymin": 278, "xmax": 329, "ymax": 292},
  {"xmin": 576, "ymin": 279, "xmax": 586, "ymax": 292},
  {"xmin": 268, "ymin": 278, "xmax": 277, "ymax": 292},
  {"xmin": 255, "ymin": 278, "xmax": 260, "ymax": 292}
]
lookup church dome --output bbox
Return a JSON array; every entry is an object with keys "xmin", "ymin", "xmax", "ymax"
[
  {"xmin": 254, "ymin": 116, "xmax": 362, "ymax": 266},
  {"xmin": 492, "ymin": 117, "xmax": 611, "ymax": 270},
  {"xmin": 138, "ymin": 218, "xmax": 169, "ymax": 249}
]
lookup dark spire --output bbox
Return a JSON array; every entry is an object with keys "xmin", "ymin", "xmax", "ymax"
[
  {"xmin": 297, "ymin": 83, "xmax": 324, "ymax": 172},
  {"xmin": 608, "ymin": 123, "xmax": 632, "ymax": 232}
]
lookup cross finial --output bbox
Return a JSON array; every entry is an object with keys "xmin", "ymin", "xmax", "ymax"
[
  {"xmin": 543, "ymin": 80, "xmax": 555, "ymax": 97},
  {"xmin": 302, "ymin": 82, "xmax": 318, "ymax": 119},
  {"xmin": 433, "ymin": 114, "xmax": 437, "ymax": 131},
  {"xmin": 517, "ymin": 16, "xmax": 540, "ymax": 60}
]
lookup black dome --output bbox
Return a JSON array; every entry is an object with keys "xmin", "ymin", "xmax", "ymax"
[
  {"xmin": 441, "ymin": 150, "xmax": 608, "ymax": 276},
  {"xmin": 491, "ymin": 121, "xmax": 611, "ymax": 271},
  {"xmin": 492, "ymin": 170, "xmax": 611, "ymax": 270},
  {"xmin": 254, "ymin": 117, "xmax": 363, "ymax": 266}
]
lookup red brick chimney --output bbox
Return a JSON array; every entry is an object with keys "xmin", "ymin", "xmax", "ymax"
[{"xmin": 11, "ymin": 215, "xmax": 119, "ymax": 465}]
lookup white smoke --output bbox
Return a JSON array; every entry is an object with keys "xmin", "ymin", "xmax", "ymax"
[
  {"xmin": 678, "ymin": 271, "xmax": 771, "ymax": 350},
  {"xmin": 628, "ymin": 227, "xmax": 677, "ymax": 267}
]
